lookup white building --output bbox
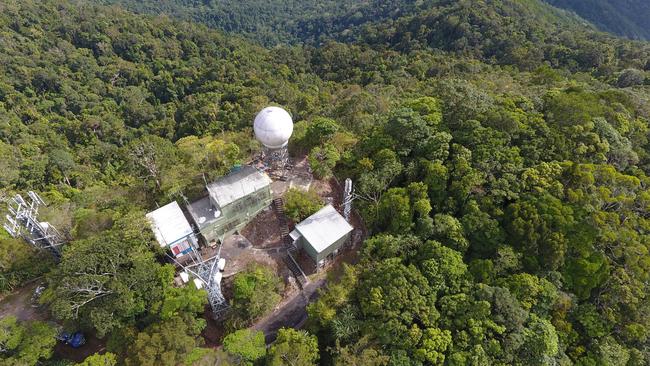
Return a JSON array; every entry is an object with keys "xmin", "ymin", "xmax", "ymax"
[{"xmin": 146, "ymin": 201, "xmax": 197, "ymax": 257}]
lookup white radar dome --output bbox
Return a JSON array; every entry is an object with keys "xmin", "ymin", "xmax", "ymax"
[{"xmin": 254, "ymin": 106, "xmax": 293, "ymax": 149}]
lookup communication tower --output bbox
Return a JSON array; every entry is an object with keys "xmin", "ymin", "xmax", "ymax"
[
  {"xmin": 343, "ymin": 178, "xmax": 354, "ymax": 222},
  {"xmin": 254, "ymin": 106, "xmax": 293, "ymax": 172},
  {"xmin": 3, "ymin": 191, "xmax": 66, "ymax": 260},
  {"xmin": 168, "ymin": 242, "xmax": 229, "ymax": 319}
]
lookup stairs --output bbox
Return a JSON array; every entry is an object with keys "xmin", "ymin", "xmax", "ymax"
[
  {"xmin": 273, "ymin": 198, "xmax": 291, "ymax": 245},
  {"xmin": 284, "ymin": 248, "xmax": 307, "ymax": 289}
]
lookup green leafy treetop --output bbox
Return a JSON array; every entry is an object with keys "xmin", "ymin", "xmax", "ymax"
[
  {"xmin": 0, "ymin": 316, "xmax": 57, "ymax": 366},
  {"xmin": 222, "ymin": 329, "xmax": 266, "ymax": 366},
  {"xmin": 267, "ymin": 328, "xmax": 319, "ymax": 366},
  {"xmin": 41, "ymin": 213, "xmax": 170, "ymax": 338},
  {"xmin": 76, "ymin": 352, "xmax": 118, "ymax": 366},
  {"xmin": 283, "ymin": 188, "xmax": 324, "ymax": 223}
]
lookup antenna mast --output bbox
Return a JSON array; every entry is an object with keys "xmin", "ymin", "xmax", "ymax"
[
  {"xmin": 343, "ymin": 178, "xmax": 354, "ymax": 222},
  {"xmin": 3, "ymin": 191, "xmax": 66, "ymax": 260},
  {"xmin": 168, "ymin": 240, "xmax": 229, "ymax": 319}
]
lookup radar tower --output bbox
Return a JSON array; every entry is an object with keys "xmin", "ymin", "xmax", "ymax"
[{"xmin": 254, "ymin": 106, "xmax": 294, "ymax": 175}]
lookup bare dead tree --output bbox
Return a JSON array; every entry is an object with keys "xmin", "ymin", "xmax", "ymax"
[{"xmin": 129, "ymin": 142, "xmax": 162, "ymax": 190}]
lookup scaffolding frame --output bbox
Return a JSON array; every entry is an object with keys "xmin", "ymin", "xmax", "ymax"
[
  {"xmin": 3, "ymin": 192, "xmax": 65, "ymax": 260},
  {"xmin": 259, "ymin": 145, "xmax": 291, "ymax": 180}
]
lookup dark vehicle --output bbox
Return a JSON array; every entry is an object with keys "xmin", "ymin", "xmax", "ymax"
[{"xmin": 56, "ymin": 331, "xmax": 86, "ymax": 348}]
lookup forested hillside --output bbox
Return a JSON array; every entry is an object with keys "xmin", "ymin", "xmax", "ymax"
[
  {"xmin": 93, "ymin": 0, "xmax": 650, "ymax": 74},
  {"xmin": 1, "ymin": 0, "xmax": 650, "ymax": 365},
  {"xmin": 92, "ymin": 0, "xmax": 590, "ymax": 46},
  {"xmin": 544, "ymin": 0, "xmax": 650, "ymax": 40},
  {"xmin": 92, "ymin": 0, "xmax": 362, "ymax": 45}
]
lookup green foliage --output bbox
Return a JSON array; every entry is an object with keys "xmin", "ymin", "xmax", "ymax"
[
  {"xmin": 283, "ymin": 188, "xmax": 323, "ymax": 223},
  {"xmin": 230, "ymin": 264, "xmax": 282, "ymax": 326},
  {"xmin": 76, "ymin": 353, "xmax": 118, "ymax": 366},
  {"xmin": 222, "ymin": 329, "xmax": 266, "ymax": 366},
  {"xmin": 498, "ymin": 273, "xmax": 559, "ymax": 315},
  {"xmin": 418, "ymin": 241, "xmax": 470, "ymax": 296},
  {"xmin": 376, "ymin": 182, "xmax": 432, "ymax": 235},
  {"xmin": 42, "ymin": 214, "xmax": 167, "ymax": 337},
  {"xmin": 3, "ymin": 0, "xmax": 650, "ymax": 364},
  {"xmin": 124, "ymin": 315, "xmax": 206, "ymax": 366},
  {"xmin": 333, "ymin": 336, "xmax": 389, "ymax": 365},
  {"xmin": 0, "ymin": 316, "xmax": 57, "ymax": 366},
  {"xmin": 0, "ymin": 235, "xmax": 54, "ymax": 294},
  {"xmin": 357, "ymin": 258, "xmax": 439, "ymax": 347},
  {"xmin": 303, "ymin": 117, "xmax": 341, "ymax": 149},
  {"xmin": 267, "ymin": 328, "xmax": 319, "ymax": 366},
  {"xmin": 308, "ymin": 144, "xmax": 341, "ymax": 179},
  {"xmin": 151, "ymin": 265, "xmax": 208, "ymax": 321},
  {"xmin": 545, "ymin": 0, "xmax": 650, "ymax": 40}
]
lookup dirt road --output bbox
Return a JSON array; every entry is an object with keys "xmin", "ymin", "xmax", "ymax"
[
  {"xmin": 252, "ymin": 278, "xmax": 326, "ymax": 343},
  {"xmin": 0, "ymin": 281, "xmax": 48, "ymax": 322}
]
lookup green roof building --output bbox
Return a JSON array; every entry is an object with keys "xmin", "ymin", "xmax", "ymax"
[
  {"xmin": 290, "ymin": 204, "xmax": 353, "ymax": 265},
  {"xmin": 188, "ymin": 166, "xmax": 273, "ymax": 243}
]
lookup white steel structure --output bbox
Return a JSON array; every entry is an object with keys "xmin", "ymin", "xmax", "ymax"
[
  {"xmin": 3, "ymin": 191, "xmax": 66, "ymax": 259},
  {"xmin": 167, "ymin": 241, "xmax": 229, "ymax": 319},
  {"xmin": 254, "ymin": 106, "xmax": 293, "ymax": 170},
  {"xmin": 146, "ymin": 202, "xmax": 229, "ymax": 319},
  {"xmin": 343, "ymin": 178, "xmax": 353, "ymax": 222}
]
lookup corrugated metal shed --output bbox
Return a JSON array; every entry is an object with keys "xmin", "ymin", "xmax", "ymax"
[
  {"xmin": 207, "ymin": 166, "xmax": 272, "ymax": 208},
  {"xmin": 146, "ymin": 201, "xmax": 193, "ymax": 247},
  {"xmin": 294, "ymin": 204, "xmax": 353, "ymax": 254}
]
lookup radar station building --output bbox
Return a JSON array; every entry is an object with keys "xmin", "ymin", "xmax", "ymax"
[
  {"xmin": 290, "ymin": 204, "xmax": 353, "ymax": 265},
  {"xmin": 188, "ymin": 166, "xmax": 273, "ymax": 243},
  {"xmin": 146, "ymin": 201, "xmax": 197, "ymax": 258}
]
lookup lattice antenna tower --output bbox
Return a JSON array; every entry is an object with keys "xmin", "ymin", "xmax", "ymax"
[
  {"xmin": 261, "ymin": 145, "xmax": 290, "ymax": 171},
  {"xmin": 3, "ymin": 191, "xmax": 66, "ymax": 260},
  {"xmin": 167, "ymin": 240, "xmax": 229, "ymax": 319},
  {"xmin": 343, "ymin": 178, "xmax": 354, "ymax": 222}
]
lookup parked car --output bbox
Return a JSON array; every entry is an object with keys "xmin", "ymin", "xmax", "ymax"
[{"xmin": 56, "ymin": 331, "xmax": 86, "ymax": 348}]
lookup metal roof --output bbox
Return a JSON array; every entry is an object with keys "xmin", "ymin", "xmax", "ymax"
[
  {"xmin": 294, "ymin": 204, "xmax": 353, "ymax": 254},
  {"xmin": 146, "ymin": 201, "xmax": 193, "ymax": 247},
  {"xmin": 207, "ymin": 166, "xmax": 272, "ymax": 208},
  {"xmin": 187, "ymin": 196, "xmax": 222, "ymax": 231}
]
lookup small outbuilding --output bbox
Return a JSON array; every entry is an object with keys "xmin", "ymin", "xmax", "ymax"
[
  {"xmin": 146, "ymin": 201, "xmax": 197, "ymax": 258},
  {"xmin": 290, "ymin": 204, "xmax": 353, "ymax": 265}
]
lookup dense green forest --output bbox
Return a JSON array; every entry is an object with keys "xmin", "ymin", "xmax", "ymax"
[
  {"xmin": 96, "ymin": 0, "xmax": 650, "ymax": 44},
  {"xmin": 1, "ymin": 0, "xmax": 650, "ymax": 365},
  {"xmin": 544, "ymin": 0, "xmax": 650, "ymax": 40}
]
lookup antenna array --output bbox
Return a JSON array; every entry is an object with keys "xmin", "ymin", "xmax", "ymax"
[
  {"xmin": 343, "ymin": 178, "xmax": 354, "ymax": 222},
  {"xmin": 3, "ymin": 191, "xmax": 65, "ymax": 260},
  {"xmin": 168, "ymin": 241, "xmax": 229, "ymax": 319}
]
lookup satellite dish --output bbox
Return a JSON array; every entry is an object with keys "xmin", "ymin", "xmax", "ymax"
[{"xmin": 253, "ymin": 106, "xmax": 293, "ymax": 149}]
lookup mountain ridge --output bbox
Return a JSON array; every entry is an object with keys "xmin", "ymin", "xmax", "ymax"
[{"xmin": 543, "ymin": 0, "xmax": 650, "ymax": 40}]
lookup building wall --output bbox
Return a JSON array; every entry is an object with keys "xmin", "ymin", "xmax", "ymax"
[
  {"xmin": 303, "ymin": 231, "xmax": 351, "ymax": 263},
  {"xmin": 200, "ymin": 186, "xmax": 272, "ymax": 242}
]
